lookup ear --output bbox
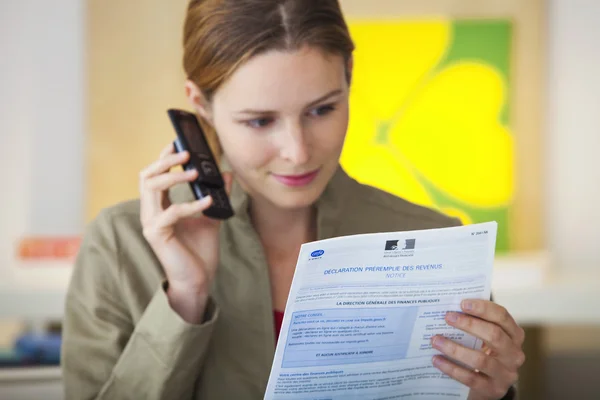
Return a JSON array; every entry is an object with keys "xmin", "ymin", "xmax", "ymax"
[{"xmin": 185, "ymin": 80, "xmax": 213, "ymax": 124}]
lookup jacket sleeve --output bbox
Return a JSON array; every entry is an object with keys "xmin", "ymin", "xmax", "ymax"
[{"xmin": 61, "ymin": 209, "xmax": 219, "ymax": 400}]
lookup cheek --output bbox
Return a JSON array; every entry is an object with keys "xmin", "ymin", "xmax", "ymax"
[
  {"xmin": 315, "ymin": 107, "xmax": 349, "ymax": 153},
  {"xmin": 217, "ymin": 122, "xmax": 277, "ymax": 169}
]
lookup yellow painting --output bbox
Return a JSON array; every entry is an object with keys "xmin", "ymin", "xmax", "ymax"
[{"xmin": 341, "ymin": 20, "xmax": 514, "ymax": 251}]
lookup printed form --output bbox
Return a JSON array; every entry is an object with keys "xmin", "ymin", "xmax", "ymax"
[{"xmin": 265, "ymin": 222, "xmax": 498, "ymax": 400}]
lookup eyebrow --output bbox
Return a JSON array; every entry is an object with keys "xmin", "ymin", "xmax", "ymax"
[{"xmin": 234, "ymin": 89, "xmax": 343, "ymax": 116}]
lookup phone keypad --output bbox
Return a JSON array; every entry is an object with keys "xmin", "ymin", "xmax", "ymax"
[
  {"xmin": 200, "ymin": 160, "xmax": 218, "ymax": 177},
  {"xmin": 202, "ymin": 187, "xmax": 229, "ymax": 210},
  {"xmin": 216, "ymin": 189, "xmax": 230, "ymax": 210}
]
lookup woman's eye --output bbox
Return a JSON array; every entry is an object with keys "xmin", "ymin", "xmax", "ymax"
[
  {"xmin": 245, "ymin": 117, "xmax": 273, "ymax": 129},
  {"xmin": 309, "ymin": 104, "xmax": 335, "ymax": 117}
]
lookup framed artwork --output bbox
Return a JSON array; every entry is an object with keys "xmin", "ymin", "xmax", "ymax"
[
  {"xmin": 340, "ymin": 0, "xmax": 545, "ymax": 253},
  {"xmin": 342, "ymin": 20, "xmax": 513, "ymax": 251}
]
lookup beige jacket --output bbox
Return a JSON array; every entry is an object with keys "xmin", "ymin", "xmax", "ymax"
[{"xmin": 61, "ymin": 166, "xmax": 459, "ymax": 400}]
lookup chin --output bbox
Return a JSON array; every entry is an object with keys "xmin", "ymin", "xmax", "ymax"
[
  {"xmin": 269, "ymin": 186, "xmax": 323, "ymax": 210},
  {"xmin": 276, "ymin": 196, "xmax": 318, "ymax": 210}
]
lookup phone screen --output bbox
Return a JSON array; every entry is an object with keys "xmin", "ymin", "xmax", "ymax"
[{"xmin": 180, "ymin": 117, "xmax": 210, "ymax": 155}]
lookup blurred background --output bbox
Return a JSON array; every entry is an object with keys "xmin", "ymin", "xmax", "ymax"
[{"xmin": 1, "ymin": 0, "xmax": 599, "ymax": 399}]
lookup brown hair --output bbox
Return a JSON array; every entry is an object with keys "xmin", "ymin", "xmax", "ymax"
[{"xmin": 182, "ymin": 0, "xmax": 355, "ymax": 157}]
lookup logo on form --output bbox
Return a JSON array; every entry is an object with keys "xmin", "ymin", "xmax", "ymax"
[
  {"xmin": 402, "ymin": 239, "xmax": 416, "ymax": 250},
  {"xmin": 385, "ymin": 240, "xmax": 399, "ymax": 251},
  {"xmin": 311, "ymin": 249, "xmax": 325, "ymax": 258},
  {"xmin": 384, "ymin": 239, "xmax": 416, "ymax": 258},
  {"xmin": 309, "ymin": 249, "xmax": 325, "ymax": 261}
]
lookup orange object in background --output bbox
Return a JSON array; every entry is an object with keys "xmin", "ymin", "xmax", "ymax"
[{"xmin": 17, "ymin": 237, "xmax": 81, "ymax": 261}]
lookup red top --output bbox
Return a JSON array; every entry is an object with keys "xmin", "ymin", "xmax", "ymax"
[{"xmin": 274, "ymin": 310, "xmax": 284, "ymax": 343}]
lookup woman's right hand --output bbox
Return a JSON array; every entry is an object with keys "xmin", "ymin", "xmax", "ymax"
[{"xmin": 139, "ymin": 142, "xmax": 232, "ymax": 323}]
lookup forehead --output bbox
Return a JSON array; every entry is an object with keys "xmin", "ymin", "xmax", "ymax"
[{"xmin": 213, "ymin": 46, "xmax": 347, "ymax": 111}]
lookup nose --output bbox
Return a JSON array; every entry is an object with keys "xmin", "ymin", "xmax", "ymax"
[{"xmin": 279, "ymin": 121, "xmax": 310, "ymax": 165}]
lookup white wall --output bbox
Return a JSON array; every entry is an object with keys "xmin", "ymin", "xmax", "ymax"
[
  {"xmin": 0, "ymin": 1, "xmax": 84, "ymax": 301},
  {"xmin": 546, "ymin": 0, "xmax": 600, "ymax": 272}
]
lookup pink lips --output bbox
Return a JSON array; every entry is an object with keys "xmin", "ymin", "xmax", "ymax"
[{"xmin": 272, "ymin": 169, "xmax": 320, "ymax": 187}]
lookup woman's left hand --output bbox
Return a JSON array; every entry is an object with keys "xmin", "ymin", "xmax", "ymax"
[{"xmin": 431, "ymin": 299, "xmax": 525, "ymax": 400}]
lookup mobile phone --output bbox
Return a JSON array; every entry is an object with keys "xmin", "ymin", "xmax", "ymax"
[{"xmin": 167, "ymin": 108, "xmax": 234, "ymax": 220}]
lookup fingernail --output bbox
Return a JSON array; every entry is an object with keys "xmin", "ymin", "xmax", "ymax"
[
  {"xmin": 432, "ymin": 335, "xmax": 446, "ymax": 348},
  {"xmin": 432, "ymin": 356, "xmax": 442, "ymax": 367},
  {"xmin": 446, "ymin": 312, "xmax": 459, "ymax": 323},
  {"xmin": 462, "ymin": 300, "xmax": 473, "ymax": 311}
]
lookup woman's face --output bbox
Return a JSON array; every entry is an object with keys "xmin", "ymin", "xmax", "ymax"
[{"xmin": 191, "ymin": 46, "xmax": 350, "ymax": 210}]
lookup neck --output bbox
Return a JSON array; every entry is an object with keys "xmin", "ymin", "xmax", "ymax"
[{"xmin": 249, "ymin": 197, "xmax": 317, "ymax": 248}]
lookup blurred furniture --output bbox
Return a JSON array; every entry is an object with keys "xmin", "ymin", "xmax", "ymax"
[
  {"xmin": 493, "ymin": 251, "xmax": 600, "ymax": 400},
  {"xmin": 0, "ymin": 367, "xmax": 62, "ymax": 400}
]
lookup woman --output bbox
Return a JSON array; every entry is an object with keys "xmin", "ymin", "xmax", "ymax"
[{"xmin": 62, "ymin": 1, "xmax": 524, "ymax": 399}]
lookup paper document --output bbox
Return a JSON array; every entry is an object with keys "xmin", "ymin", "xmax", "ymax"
[{"xmin": 265, "ymin": 222, "xmax": 498, "ymax": 400}]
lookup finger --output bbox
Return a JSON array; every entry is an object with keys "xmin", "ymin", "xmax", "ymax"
[
  {"xmin": 432, "ymin": 356, "xmax": 511, "ymax": 400},
  {"xmin": 461, "ymin": 300, "xmax": 525, "ymax": 346},
  {"xmin": 145, "ymin": 169, "xmax": 198, "ymax": 192},
  {"xmin": 140, "ymin": 151, "xmax": 190, "ymax": 181},
  {"xmin": 159, "ymin": 142, "xmax": 175, "ymax": 158},
  {"xmin": 154, "ymin": 196, "xmax": 213, "ymax": 228},
  {"xmin": 139, "ymin": 152, "xmax": 190, "ymax": 221},
  {"xmin": 445, "ymin": 312, "xmax": 524, "ymax": 370},
  {"xmin": 222, "ymin": 171, "xmax": 234, "ymax": 196},
  {"xmin": 431, "ymin": 335, "xmax": 517, "ymax": 384}
]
